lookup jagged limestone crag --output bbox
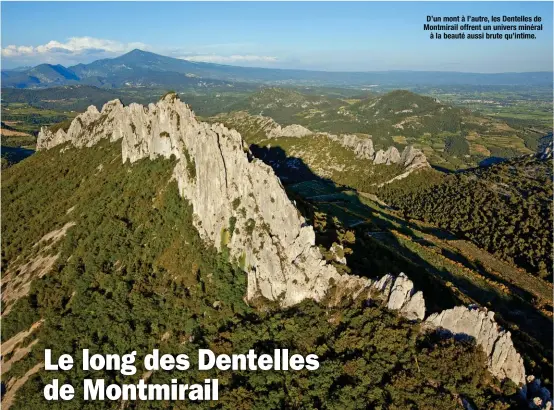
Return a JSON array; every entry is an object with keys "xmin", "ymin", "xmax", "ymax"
[
  {"xmin": 425, "ymin": 306, "xmax": 526, "ymax": 386},
  {"xmin": 326, "ymin": 133, "xmax": 375, "ymax": 160},
  {"xmin": 212, "ymin": 111, "xmax": 430, "ymax": 174},
  {"xmin": 37, "ymin": 95, "xmax": 424, "ymax": 312},
  {"xmin": 375, "ymin": 145, "xmax": 431, "ymax": 187},
  {"xmin": 268, "ymin": 123, "xmax": 313, "ymax": 139},
  {"xmin": 372, "ymin": 273, "xmax": 426, "ymax": 321},
  {"xmin": 212, "ymin": 111, "xmax": 313, "ymax": 139},
  {"xmin": 399, "ymin": 145, "xmax": 429, "ymax": 172},
  {"xmin": 374, "ymin": 146, "xmax": 401, "ymax": 165},
  {"xmin": 37, "ymin": 95, "xmax": 526, "ymax": 386},
  {"xmin": 372, "ymin": 145, "xmax": 430, "ymax": 172}
]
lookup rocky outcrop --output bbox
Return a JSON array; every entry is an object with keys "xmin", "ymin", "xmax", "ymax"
[
  {"xmin": 213, "ymin": 111, "xmax": 429, "ymax": 175},
  {"xmin": 38, "ymin": 96, "xmax": 530, "ymax": 387},
  {"xmin": 373, "ymin": 145, "xmax": 429, "ymax": 172},
  {"xmin": 37, "ymin": 95, "xmax": 423, "ymax": 312},
  {"xmin": 37, "ymin": 105, "xmax": 105, "ymax": 150},
  {"xmin": 213, "ymin": 111, "xmax": 313, "ymax": 139},
  {"xmin": 375, "ymin": 145, "xmax": 431, "ymax": 187},
  {"xmin": 325, "ymin": 131, "xmax": 429, "ymax": 175},
  {"xmin": 425, "ymin": 306, "xmax": 526, "ymax": 386},
  {"xmin": 326, "ymin": 133, "xmax": 375, "ymax": 160},
  {"xmin": 268, "ymin": 123, "xmax": 312, "ymax": 138},
  {"xmin": 370, "ymin": 273, "xmax": 425, "ymax": 320},
  {"xmin": 327, "ymin": 273, "xmax": 425, "ymax": 320},
  {"xmin": 323, "ymin": 131, "xmax": 428, "ymax": 173},
  {"xmin": 374, "ymin": 146, "xmax": 401, "ymax": 165},
  {"xmin": 400, "ymin": 145, "xmax": 430, "ymax": 171}
]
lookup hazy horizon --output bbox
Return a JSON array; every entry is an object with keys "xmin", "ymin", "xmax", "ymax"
[
  {"xmin": 3, "ymin": 47, "xmax": 554, "ymax": 75},
  {"xmin": 2, "ymin": 1, "xmax": 553, "ymax": 73}
]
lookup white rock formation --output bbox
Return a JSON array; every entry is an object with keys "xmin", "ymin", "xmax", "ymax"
[
  {"xmin": 213, "ymin": 111, "xmax": 313, "ymax": 139},
  {"xmin": 38, "ymin": 95, "xmax": 528, "ymax": 386},
  {"xmin": 268, "ymin": 123, "xmax": 313, "ymax": 138},
  {"xmin": 374, "ymin": 146, "xmax": 401, "ymax": 165},
  {"xmin": 37, "ymin": 95, "xmax": 424, "ymax": 312},
  {"xmin": 425, "ymin": 306, "xmax": 526, "ymax": 386},
  {"xmin": 326, "ymin": 133, "xmax": 375, "ymax": 160},
  {"xmin": 371, "ymin": 273, "xmax": 426, "ymax": 320},
  {"xmin": 400, "ymin": 145, "xmax": 430, "ymax": 171},
  {"xmin": 213, "ymin": 111, "xmax": 429, "ymax": 176},
  {"xmin": 328, "ymin": 135, "xmax": 429, "ymax": 173},
  {"xmin": 375, "ymin": 145, "xmax": 431, "ymax": 187}
]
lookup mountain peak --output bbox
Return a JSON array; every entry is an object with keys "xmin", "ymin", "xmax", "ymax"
[
  {"xmin": 124, "ymin": 48, "xmax": 151, "ymax": 56},
  {"xmin": 118, "ymin": 48, "xmax": 163, "ymax": 60},
  {"xmin": 35, "ymin": 97, "xmax": 527, "ymax": 386}
]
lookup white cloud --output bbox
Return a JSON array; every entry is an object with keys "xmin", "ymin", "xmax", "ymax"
[
  {"xmin": 183, "ymin": 55, "xmax": 278, "ymax": 64},
  {"xmin": 1, "ymin": 37, "xmax": 148, "ymax": 58},
  {"xmin": 1, "ymin": 45, "xmax": 34, "ymax": 57},
  {"xmin": 1, "ymin": 37, "xmax": 278, "ymax": 69}
]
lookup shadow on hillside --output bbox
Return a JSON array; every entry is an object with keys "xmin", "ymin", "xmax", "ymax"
[
  {"xmin": 249, "ymin": 144, "xmax": 335, "ymax": 185},
  {"xmin": 431, "ymin": 164, "xmax": 458, "ymax": 174},
  {"xmin": 1, "ymin": 145, "xmax": 35, "ymax": 167},
  {"xmin": 371, "ymin": 206, "xmax": 459, "ymax": 241},
  {"xmin": 250, "ymin": 143, "xmax": 553, "ymax": 362}
]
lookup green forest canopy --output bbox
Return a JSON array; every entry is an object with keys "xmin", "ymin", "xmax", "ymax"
[{"xmin": 1, "ymin": 141, "xmax": 521, "ymax": 409}]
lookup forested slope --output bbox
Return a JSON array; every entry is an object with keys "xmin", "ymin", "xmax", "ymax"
[
  {"xmin": 1, "ymin": 140, "xmax": 519, "ymax": 409},
  {"xmin": 376, "ymin": 156, "xmax": 553, "ymax": 281}
]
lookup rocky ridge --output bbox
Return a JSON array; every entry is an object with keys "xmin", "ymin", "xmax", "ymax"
[
  {"xmin": 37, "ymin": 95, "xmax": 425, "ymax": 313},
  {"xmin": 425, "ymin": 306, "xmax": 526, "ymax": 385},
  {"xmin": 281, "ymin": 126, "xmax": 430, "ymax": 173},
  {"xmin": 215, "ymin": 111, "xmax": 313, "ymax": 139},
  {"xmin": 214, "ymin": 111, "xmax": 430, "ymax": 174},
  {"xmin": 38, "ymin": 95, "xmax": 526, "ymax": 386},
  {"xmin": 268, "ymin": 123, "xmax": 313, "ymax": 139}
]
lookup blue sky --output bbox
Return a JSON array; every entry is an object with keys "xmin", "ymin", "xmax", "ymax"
[{"xmin": 1, "ymin": 1, "xmax": 552, "ymax": 72}]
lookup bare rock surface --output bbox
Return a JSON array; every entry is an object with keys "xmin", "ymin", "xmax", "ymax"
[
  {"xmin": 425, "ymin": 306, "xmax": 526, "ymax": 386},
  {"xmin": 374, "ymin": 146, "xmax": 401, "ymax": 165},
  {"xmin": 38, "ymin": 95, "xmax": 397, "ymax": 308},
  {"xmin": 326, "ymin": 133, "xmax": 375, "ymax": 159},
  {"xmin": 38, "ymin": 96, "xmax": 530, "ymax": 386},
  {"xmin": 325, "ymin": 132, "xmax": 429, "ymax": 173},
  {"xmin": 211, "ymin": 111, "xmax": 429, "ymax": 178},
  {"xmin": 268, "ymin": 123, "xmax": 313, "ymax": 138},
  {"xmin": 400, "ymin": 145, "xmax": 430, "ymax": 171}
]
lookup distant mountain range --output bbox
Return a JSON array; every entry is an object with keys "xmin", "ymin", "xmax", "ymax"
[{"xmin": 2, "ymin": 49, "xmax": 552, "ymax": 89}]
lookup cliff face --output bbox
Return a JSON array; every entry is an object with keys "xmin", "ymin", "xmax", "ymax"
[
  {"xmin": 37, "ymin": 95, "xmax": 425, "ymax": 311},
  {"xmin": 37, "ymin": 95, "xmax": 526, "ymax": 386},
  {"xmin": 425, "ymin": 306, "xmax": 526, "ymax": 386}
]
